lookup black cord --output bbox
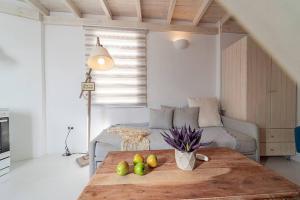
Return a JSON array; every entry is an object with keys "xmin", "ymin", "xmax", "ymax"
[
  {"xmin": 62, "ymin": 126, "xmax": 88, "ymax": 156},
  {"xmin": 62, "ymin": 127, "xmax": 73, "ymax": 156}
]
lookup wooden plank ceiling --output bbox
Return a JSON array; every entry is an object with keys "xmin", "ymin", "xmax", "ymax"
[{"xmin": 0, "ymin": 0, "xmax": 242, "ymax": 34}]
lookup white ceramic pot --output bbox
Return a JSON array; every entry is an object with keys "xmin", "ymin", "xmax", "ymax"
[{"xmin": 175, "ymin": 150, "xmax": 196, "ymax": 171}]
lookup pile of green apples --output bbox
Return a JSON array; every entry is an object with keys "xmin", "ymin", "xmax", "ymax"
[{"xmin": 116, "ymin": 153, "xmax": 158, "ymax": 176}]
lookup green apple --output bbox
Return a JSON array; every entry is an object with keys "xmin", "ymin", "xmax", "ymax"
[
  {"xmin": 116, "ymin": 161, "xmax": 129, "ymax": 176},
  {"xmin": 134, "ymin": 162, "xmax": 146, "ymax": 176},
  {"xmin": 133, "ymin": 154, "xmax": 144, "ymax": 165}
]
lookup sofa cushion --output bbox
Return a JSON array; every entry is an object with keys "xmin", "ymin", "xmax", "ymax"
[
  {"xmin": 200, "ymin": 127, "xmax": 236, "ymax": 149},
  {"xmin": 161, "ymin": 106, "xmax": 199, "ymax": 130},
  {"xmin": 149, "ymin": 132, "xmax": 172, "ymax": 150},
  {"xmin": 173, "ymin": 107, "xmax": 199, "ymax": 129},
  {"xmin": 225, "ymin": 128, "xmax": 256, "ymax": 154},
  {"xmin": 188, "ymin": 97, "xmax": 223, "ymax": 127},
  {"xmin": 149, "ymin": 108, "xmax": 173, "ymax": 129}
]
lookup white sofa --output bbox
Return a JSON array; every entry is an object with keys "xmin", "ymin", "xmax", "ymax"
[{"xmin": 89, "ymin": 116, "xmax": 259, "ymax": 176}]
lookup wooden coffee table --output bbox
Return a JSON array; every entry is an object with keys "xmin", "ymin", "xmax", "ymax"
[{"xmin": 78, "ymin": 148, "xmax": 300, "ymax": 200}]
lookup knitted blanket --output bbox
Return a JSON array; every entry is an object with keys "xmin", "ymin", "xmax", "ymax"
[{"xmin": 107, "ymin": 127, "xmax": 150, "ymax": 151}]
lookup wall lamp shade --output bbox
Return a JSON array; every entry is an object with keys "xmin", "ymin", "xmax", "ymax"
[
  {"xmin": 173, "ymin": 39, "xmax": 189, "ymax": 49},
  {"xmin": 87, "ymin": 37, "xmax": 114, "ymax": 70}
]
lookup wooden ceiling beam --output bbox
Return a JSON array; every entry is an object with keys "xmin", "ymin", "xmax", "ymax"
[
  {"xmin": 192, "ymin": 0, "xmax": 213, "ymax": 26},
  {"xmin": 64, "ymin": 0, "xmax": 82, "ymax": 18},
  {"xmin": 0, "ymin": 1, "xmax": 40, "ymax": 20},
  {"xmin": 43, "ymin": 15, "xmax": 218, "ymax": 34},
  {"xmin": 166, "ymin": 0, "xmax": 176, "ymax": 24},
  {"xmin": 25, "ymin": 0, "xmax": 49, "ymax": 16},
  {"xmin": 136, "ymin": 0, "xmax": 142, "ymax": 22},
  {"xmin": 99, "ymin": 0, "xmax": 112, "ymax": 19}
]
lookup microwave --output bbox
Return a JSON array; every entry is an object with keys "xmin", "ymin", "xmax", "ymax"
[{"xmin": 0, "ymin": 117, "xmax": 9, "ymax": 154}]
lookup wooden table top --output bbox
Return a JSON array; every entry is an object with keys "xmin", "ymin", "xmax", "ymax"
[{"xmin": 78, "ymin": 148, "xmax": 300, "ymax": 200}]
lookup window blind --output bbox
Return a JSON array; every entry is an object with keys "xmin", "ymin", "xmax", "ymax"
[{"xmin": 84, "ymin": 26, "xmax": 147, "ymax": 106}]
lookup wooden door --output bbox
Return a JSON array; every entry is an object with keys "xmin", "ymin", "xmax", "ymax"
[{"xmin": 269, "ymin": 60, "xmax": 297, "ymax": 128}]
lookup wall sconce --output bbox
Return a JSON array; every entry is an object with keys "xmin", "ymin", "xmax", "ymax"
[{"xmin": 173, "ymin": 39, "xmax": 189, "ymax": 49}]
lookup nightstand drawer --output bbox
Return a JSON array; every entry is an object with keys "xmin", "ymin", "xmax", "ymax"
[
  {"xmin": 260, "ymin": 142, "xmax": 296, "ymax": 156},
  {"xmin": 260, "ymin": 129, "xmax": 294, "ymax": 142}
]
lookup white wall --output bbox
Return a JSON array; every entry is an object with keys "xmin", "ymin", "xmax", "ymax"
[
  {"xmin": 45, "ymin": 28, "xmax": 218, "ymax": 154},
  {"xmin": 0, "ymin": 13, "xmax": 46, "ymax": 161},
  {"xmin": 44, "ymin": 25, "xmax": 87, "ymax": 154},
  {"xmin": 147, "ymin": 32, "xmax": 217, "ymax": 108}
]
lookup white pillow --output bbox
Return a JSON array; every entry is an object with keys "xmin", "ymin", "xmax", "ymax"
[{"xmin": 188, "ymin": 97, "xmax": 223, "ymax": 127}]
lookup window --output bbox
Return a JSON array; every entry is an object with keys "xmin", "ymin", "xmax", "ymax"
[{"xmin": 84, "ymin": 27, "xmax": 147, "ymax": 106}]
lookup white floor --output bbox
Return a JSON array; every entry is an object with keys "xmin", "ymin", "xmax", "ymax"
[
  {"xmin": 0, "ymin": 154, "xmax": 89, "ymax": 200},
  {"xmin": 0, "ymin": 155, "xmax": 299, "ymax": 200}
]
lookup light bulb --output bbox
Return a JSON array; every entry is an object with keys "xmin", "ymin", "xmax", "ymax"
[{"xmin": 97, "ymin": 58, "xmax": 105, "ymax": 65}]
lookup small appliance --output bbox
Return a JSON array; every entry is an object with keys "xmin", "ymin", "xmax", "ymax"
[{"xmin": 0, "ymin": 109, "xmax": 10, "ymax": 180}]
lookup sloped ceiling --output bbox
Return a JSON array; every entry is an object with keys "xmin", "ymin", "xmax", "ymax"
[{"xmin": 218, "ymin": 0, "xmax": 300, "ymax": 84}]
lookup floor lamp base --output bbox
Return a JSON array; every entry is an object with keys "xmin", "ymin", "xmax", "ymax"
[
  {"xmin": 76, "ymin": 154, "xmax": 89, "ymax": 167},
  {"xmin": 62, "ymin": 147, "xmax": 72, "ymax": 157},
  {"xmin": 62, "ymin": 152, "xmax": 72, "ymax": 157}
]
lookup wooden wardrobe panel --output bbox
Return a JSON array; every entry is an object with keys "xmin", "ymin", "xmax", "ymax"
[
  {"xmin": 269, "ymin": 61, "xmax": 297, "ymax": 128},
  {"xmin": 246, "ymin": 38, "xmax": 271, "ymax": 127},
  {"xmin": 221, "ymin": 36, "xmax": 297, "ymax": 156},
  {"xmin": 221, "ymin": 37, "xmax": 247, "ymax": 120},
  {"xmin": 286, "ymin": 72, "xmax": 297, "ymax": 126}
]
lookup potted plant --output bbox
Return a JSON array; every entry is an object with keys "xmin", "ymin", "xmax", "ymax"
[{"xmin": 161, "ymin": 126, "xmax": 207, "ymax": 170}]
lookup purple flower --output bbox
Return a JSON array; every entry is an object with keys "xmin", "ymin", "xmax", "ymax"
[{"xmin": 161, "ymin": 126, "xmax": 209, "ymax": 152}]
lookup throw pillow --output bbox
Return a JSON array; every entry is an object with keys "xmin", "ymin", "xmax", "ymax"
[
  {"xmin": 149, "ymin": 108, "xmax": 173, "ymax": 129},
  {"xmin": 173, "ymin": 107, "xmax": 199, "ymax": 130},
  {"xmin": 188, "ymin": 97, "xmax": 223, "ymax": 127},
  {"xmin": 161, "ymin": 105, "xmax": 199, "ymax": 129}
]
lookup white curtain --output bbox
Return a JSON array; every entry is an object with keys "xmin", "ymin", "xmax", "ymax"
[{"xmin": 84, "ymin": 26, "xmax": 147, "ymax": 106}]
